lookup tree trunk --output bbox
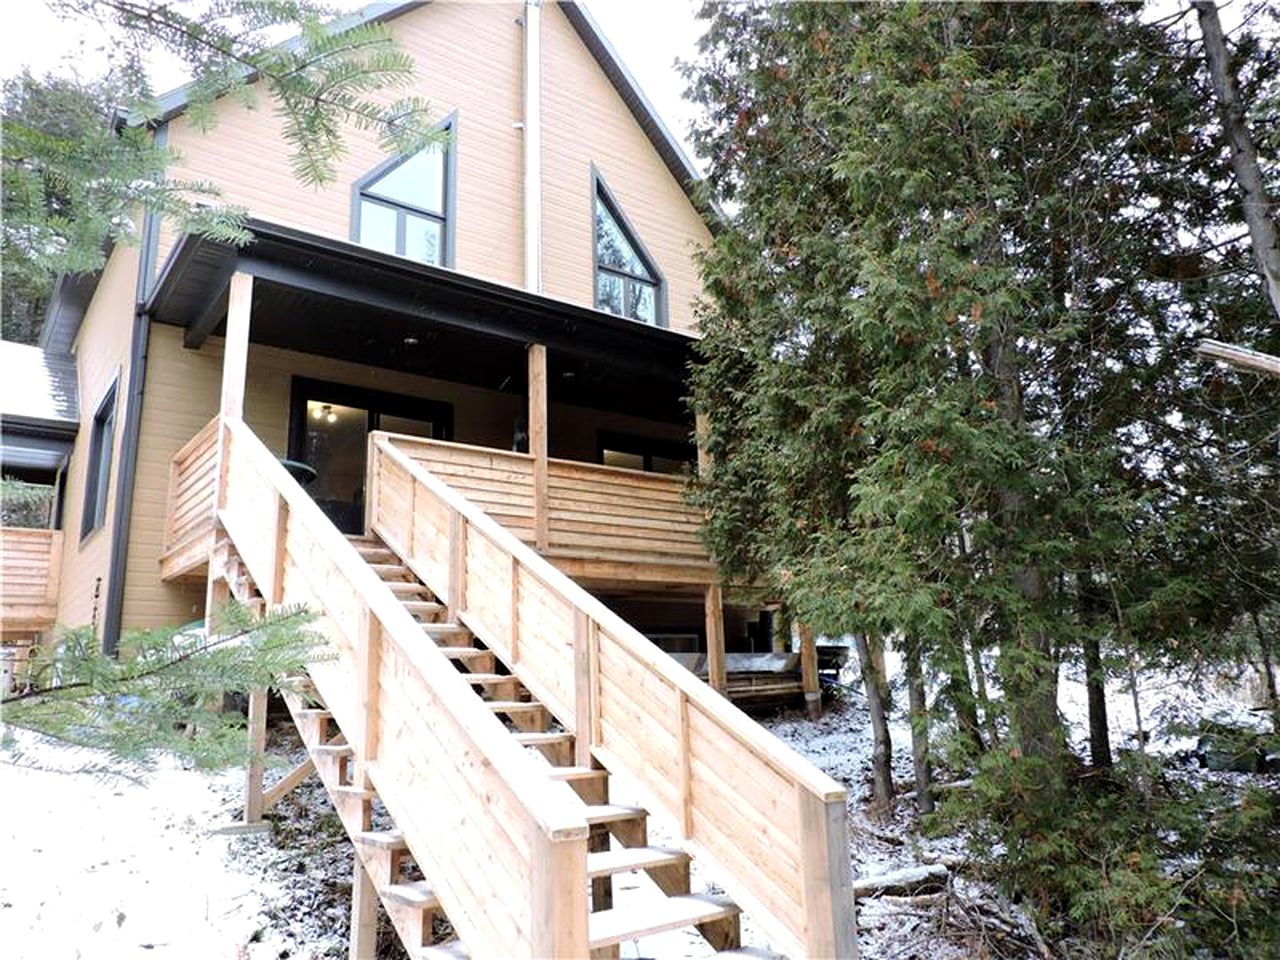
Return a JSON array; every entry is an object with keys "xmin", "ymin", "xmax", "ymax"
[
  {"xmin": 1077, "ymin": 571, "xmax": 1112, "ymax": 768},
  {"xmin": 1194, "ymin": 0, "xmax": 1280, "ymax": 322},
  {"xmin": 855, "ymin": 632, "xmax": 894, "ymax": 815},
  {"xmin": 969, "ymin": 632, "xmax": 999, "ymax": 746},
  {"xmin": 1252, "ymin": 611, "xmax": 1279, "ymax": 722},
  {"xmin": 1082, "ymin": 631, "xmax": 1112, "ymax": 768},
  {"xmin": 904, "ymin": 637, "xmax": 935, "ymax": 814},
  {"xmin": 944, "ymin": 640, "xmax": 985, "ymax": 757}
]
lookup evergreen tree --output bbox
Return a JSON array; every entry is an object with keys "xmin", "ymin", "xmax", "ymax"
[{"xmin": 685, "ymin": 7, "xmax": 1280, "ymax": 939}]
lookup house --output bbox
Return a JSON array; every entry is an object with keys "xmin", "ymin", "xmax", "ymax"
[{"xmin": 0, "ymin": 3, "xmax": 855, "ymax": 956}]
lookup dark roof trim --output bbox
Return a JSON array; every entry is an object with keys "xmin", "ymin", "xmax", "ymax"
[
  {"xmin": 115, "ymin": 3, "xmax": 427, "ymax": 129},
  {"xmin": 39, "ymin": 265, "xmax": 106, "ymax": 354},
  {"xmin": 559, "ymin": 2, "xmax": 722, "ymax": 231},
  {"xmin": 0, "ymin": 415, "xmax": 80, "ymax": 441},
  {"xmin": 147, "ymin": 219, "xmax": 695, "ymax": 378}
]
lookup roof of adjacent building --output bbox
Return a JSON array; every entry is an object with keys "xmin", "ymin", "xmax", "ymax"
[{"xmin": 0, "ymin": 341, "xmax": 79, "ymax": 429}]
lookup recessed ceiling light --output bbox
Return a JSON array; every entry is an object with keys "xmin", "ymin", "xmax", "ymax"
[{"xmin": 403, "ymin": 336, "xmax": 419, "ymax": 345}]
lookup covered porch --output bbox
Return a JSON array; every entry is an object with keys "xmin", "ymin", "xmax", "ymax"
[{"xmin": 148, "ymin": 220, "xmax": 817, "ymax": 708}]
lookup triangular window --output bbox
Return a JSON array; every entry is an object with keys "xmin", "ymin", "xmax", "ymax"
[
  {"xmin": 354, "ymin": 119, "xmax": 453, "ymax": 266},
  {"xmin": 594, "ymin": 175, "xmax": 663, "ymax": 325}
]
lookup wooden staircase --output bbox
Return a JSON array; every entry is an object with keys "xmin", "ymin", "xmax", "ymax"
[
  {"xmin": 277, "ymin": 532, "xmax": 752, "ymax": 957},
  {"xmin": 205, "ymin": 416, "xmax": 856, "ymax": 958}
]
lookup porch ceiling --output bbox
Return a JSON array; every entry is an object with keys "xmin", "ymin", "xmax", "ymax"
[{"xmin": 147, "ymin": 220, "xmax": 695, "ymax": 424}]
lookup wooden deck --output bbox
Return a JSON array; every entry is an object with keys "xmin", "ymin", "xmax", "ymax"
[
  {"xmin": 0, "ymin": 527, "xmax": 63, "ymax": 635},
  {"xmin": 203, "ymin": 415, "xmax": 855, "ymax": 957},
  {"xmin": 158, "ymin": 416, "xmax": 220, "ymax": 581}
]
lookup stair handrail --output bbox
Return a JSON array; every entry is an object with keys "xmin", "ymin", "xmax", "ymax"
[
  {"xmin": 216, "ymin": 417, "xmax": 590, "ymax": 956},
  {"xmin": 372, "ymin": 432, "xmax": 857, "ymax": 959}
]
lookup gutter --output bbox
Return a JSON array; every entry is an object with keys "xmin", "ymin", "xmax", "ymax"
[{"xmin": 101, "ymin": 123, "xmax": 166, "ymax": 656}]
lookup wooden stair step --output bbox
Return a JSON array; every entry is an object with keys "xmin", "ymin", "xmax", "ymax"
[
  {"xmin": 716, "ymin": 950, "xmax": 785, "ymax": 958},
  {"xmin": 382, "ymin": 880, "xmax": 439, "ymax": 910},
  {"xmin": 513, "ymin": 731, "xmax": 573, "ymax": 748},
  {"xmin": 355, "ymin": 546, "xmax": 397, "ymax": 563},
  {"xmin": 354, "ymin": 830, "xmax": 407, "ymax": 851},
  {"xmin": 403, "ymin": 600, "xmax": 445, "ymax": 619},
  {"xmin": 455, "ymin": 672, "xmax": 515, "ymax": 686},
  {"xmin": 418, "ymin": 941, "xmax": 468, "ymax": 959},
  {"xmin": 442, "ymin": 647, "xmax": 493, "ymax": 663},
  {"xmin": 422, "ymin": 622, "xmax": 471, "ymax": 641},
  {"xmin": 331, "ymin": 785, "xmax": 375, "ymax": 802},
  {"xmin": 583, "ymin": 804, "xmax": 647, "ymax": 828},
  {"xmin": 485, "ymin": 700, "xmax": 544, "ymax": 715},
  {"xmin": 369, "ymin": 563, "xmax": 412, "ymax": 579},
  {"xmin": 545, "ymin": 765, "xmax": 609, "ymax": 783},
  {"xmin": 588, "ymin": 894, "xmax": 740, "ymax": 949},
  {"xmin": 586, "ymin": 845, "xmax": 688, "ymax": 879},
  {"xmin": 388, "ymin": 581, "xmax": 432, "ymax": 596}
]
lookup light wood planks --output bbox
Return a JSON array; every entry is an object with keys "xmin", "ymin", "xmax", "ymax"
[
  {"xmin": 215, "ymin": 417, "xmax": 590, "ymax": 957},
  {"xmin": 0, "ymin": 527, "xmax": 63, "ymax": 631},
  {"xmin": 369, "ymin": 432, "xmax": 856, "ymax": 959}
]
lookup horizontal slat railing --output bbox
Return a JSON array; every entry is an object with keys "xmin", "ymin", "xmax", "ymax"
[
  {"xmin": 370, "ymin": 432, "xmax": 856, "ymax": 959},
  {"xmin": 389, "ymin": 435, "xmax": 716, "ymax": 577},
  {"xmin": 0, "ymin": 527, "xmax": 62, "ymax": 630},
  {"xmin": 159, "ymin": 416, "xmax": 220, "ymax": 574},
  {"xmin": 216, "ymin": 418, "xmax": 589, "ymax": 956}
]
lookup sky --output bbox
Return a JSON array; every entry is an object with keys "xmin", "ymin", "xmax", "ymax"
[{"xmin": 0, "ymin": 0, "xmax": 710, "ymax": 168}]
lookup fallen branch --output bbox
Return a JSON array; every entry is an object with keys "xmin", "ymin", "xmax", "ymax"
[{"xmin": 852, "ymin": 863, "xmax": 950, "ymax": 899}]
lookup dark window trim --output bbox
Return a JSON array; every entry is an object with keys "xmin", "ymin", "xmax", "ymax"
[
  {"xmin": 591, "ymin": 163, "xmax": 667, "ymax": 328},
  {"xmin": 286, "ymin": 376, "xmax": 455, "ymax": 463},
  {"xmin": 80, "ymin": 377, "xmax": 120, "ymax": 542},
  {"xmin": 350, "ymin": 111, "xmax": 458, "ymax": 268},
  {"xmin": 597, "ymin": 429, "xmax": 693, "ymax": 472}
]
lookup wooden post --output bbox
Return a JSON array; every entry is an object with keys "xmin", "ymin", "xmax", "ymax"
[
  {"xmin": 676, "ymin": 691, "xmax": 693, "ymax": 838},
  {"xmin": 573, "ymin": 609, "xmax": 593, "ymax": 766},
  {"xmin": 355, "ymin": 608, "xmax": 381, "ymax": 789},
  {"xmin": 797, "ymin": 787, "xmax": 859, "ymax": 959},
  {"xmin": 509, "ymin": 555, "xmax": 521, "ymax": 663},
  {"xmin": 695, "ymin": 410, "xmax": 712, "ymax": 477},
  {"xmin": 448, "ymin": 510, "xmax": 467, "ymax": 621},
  {"xmin": 219, "ymin": 272, "xmax": 253, "ymax": 422},
  {"xmin": 348, "ymin": 856, "xmax": 379, "ymax": 960},
  {"xmin": 528, "ymin": 343, "xmax": 549, "ymax": 550},
  {"xmin": 243, "ymin": 686, "xmax": 268, "ymax": 823},
  {"xmin": 799, "ymin": 621, "xmax": 821, "ymax": 718},
  {"xmin": 704, "ymin": 583, "xmax": 727, "ymax": 694},
  {"xmin": 268, "ymin": 494, "xmax": 288, "ymax": 606}
]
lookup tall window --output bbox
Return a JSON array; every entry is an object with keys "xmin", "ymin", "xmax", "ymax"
[
  {"xmin": 593, "ymin": 175, "xmax": 663, "ymax": 325},
  {"xmin": 354, "ymin": 119, "xmax": 453, "ymax": 266},
  {"xmin": 80, "ymin": 381, "xmax": 117, "ymax": 539}
]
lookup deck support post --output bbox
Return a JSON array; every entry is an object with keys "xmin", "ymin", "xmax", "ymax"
[
  {"xmin": 219, "ymin": 271, "xmax": 253, "ymax": 423},
  {"xmin": 704, "ymin": 583, "xmax": 727, "ymax": 694},
  {"xmin": 243, "ymin": 686, "xmax": 268, "ymax": 823},
  {"xmin": 348, "ymin": 856, "xmax": 379, "ymax": 960},
  {"xmin": 528, "ymin": 343, "xmax": 549, "ymax": 550},
  {"xmin": 797, "ymin": 786, "xmax": 859, "ymax": 958},
  {"xmin": 799, "ymin": 622, "xmax": 821, "ymax": 718}
]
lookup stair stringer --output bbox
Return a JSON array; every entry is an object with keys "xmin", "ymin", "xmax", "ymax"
[{"xmin": 213, "ymin": 417, "xmax": 593, "ymax": 957}]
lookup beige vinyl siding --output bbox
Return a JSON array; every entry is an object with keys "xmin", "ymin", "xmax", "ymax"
[
  {"xmin": 155, "ymin": 2, "xmax": 525, "ymax": 288},
  {"xmin": 540, "ymin": 3, "xmax": 712, "ymax": 335},
  {"xmin": 55, "ymin": 245, "xmax": 140, "ymax": 632},
  {"xmin": 122, "ymin": 324, "xmax": 688, "ymax": 630}
]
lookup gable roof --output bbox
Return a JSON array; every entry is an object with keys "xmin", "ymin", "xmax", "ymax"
[
  {"xmin": 0, "ymin": 341, "xmax": 79, "ymax": 430},
  {"xmin": 124, "ymin": 1, "xmax": 720, "ymax": 229}
]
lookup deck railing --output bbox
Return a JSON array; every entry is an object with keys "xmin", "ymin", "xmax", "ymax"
[
  {"xmin": 159, "ymin": 417, "xmax": 220, "ymax": 578},
  {"xmin": 388, "ymin": 435, "xmax": 714, "ymax": 581},
  {"xmin": 216, "ymin": 417, "xmax": 590, "ymax": 955},
  {"xmin": 369, "ymin": 431, "xmax": 856, "ymax": 959},
  {"xmin": 0, "ymin": 527, "xmax": 63, "ymax": 631}
]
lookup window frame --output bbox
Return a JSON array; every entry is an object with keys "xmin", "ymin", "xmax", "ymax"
[
  {"xmin": 80, "ymin": 378, "xmax": 119, "ymax": 542},
  {"xmin": 286, "ymin": 376, "xmax": 455, "ymax": 464},
  {"xmin": 351, "ymin": 112, "xmax": 458, "ymax": 268},
  {"xmin": 597, "ymin": 430, "xmax": 694, "ymax": 474},
  {"xmin": 591, "ymin": 165, "xmax": 667, "ymax": 328}
]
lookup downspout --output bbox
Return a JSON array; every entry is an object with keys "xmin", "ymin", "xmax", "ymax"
[
  {"xmin": 523, "ymin": 0, "xmax": 543, "ymax": 293},
  {"xmin": 102, "ymin": 122, "xmax": 166, "ymax": 655}
]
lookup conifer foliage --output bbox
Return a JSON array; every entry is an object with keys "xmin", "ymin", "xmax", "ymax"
[{"xmin": 686, "ymin": 2, "xmax": 1279, "ymax": 950}]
